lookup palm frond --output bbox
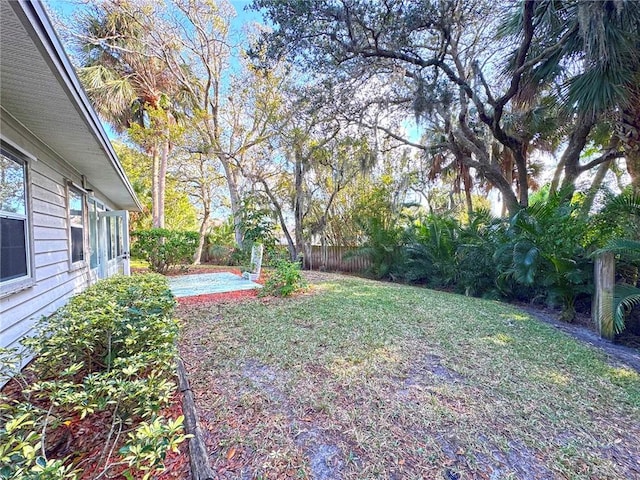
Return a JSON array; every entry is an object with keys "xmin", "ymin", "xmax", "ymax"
[
  {"xmin": 593, "ymin": 239, "xmax": 640, "ymax": 259},
  {"xmin": 607, "ymin": 192, "xmax": 640, "ymax": 215},
  {"xmin": 78, "ymin": 65, "xmax": 137, "ymax": 128},
  {"xmin": 603, "ymin": 283, "xmax": 640, "ymax": 334},
  {"xmin": 567, "ymin": 67, "xmax": 632, "ymax": 118}
]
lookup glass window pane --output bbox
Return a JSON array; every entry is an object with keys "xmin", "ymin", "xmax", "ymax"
[
  {"xmin": 1, "ymin": 217, "xmax": 27, "ymax": 281},
  {"xmin": 106, "ymin": 216, "xmax": 113, "ymax": 260},
  {"xmin": 89, "ymin": 200, "xmax": 98, "ymax": 268},
  {"xmin": 0, "ymin": 153, "xmax": 26, "ymax": 215},
  {"xmin": 69, "ymin": 189, "xmax": 84, "ymax": 263},
  {"xmin": 71, "ymin": 226, "xmax": 84, "ymax": 263},
  {"xmin": 109, "ymin": 217, "xmax": 116, "ymax": 259},
  {"xmin": 116, "ymin": 217, "xmax": 122, "ymax": 256},
  {"xmin": 69, "ymin": 190, "xmax": 83, "ymax": 222}
]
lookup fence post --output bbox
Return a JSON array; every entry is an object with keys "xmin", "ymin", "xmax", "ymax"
[{"xmin": 593, "ymin": 252, "xmax": 615, "ymax": 340}]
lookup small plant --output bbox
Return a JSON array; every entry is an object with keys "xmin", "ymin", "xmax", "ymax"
[
  {"xmin": 0, "ymin": 353, "xmax": 78, "ymax": 480},
  {"xmin": 262, "ymin": 259, "xmax": 306, "ymax": 297},
  {"xmin": 131, "ymin": 228, "xmax": 198, "ymax": 273},
  {"xmin": 120, "ymin": 414, "xmax": 190, "ymax": 480}
]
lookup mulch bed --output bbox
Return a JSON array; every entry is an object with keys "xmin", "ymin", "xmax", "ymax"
[{"xmin": 1, "ymin": 373, "xmax": 190, "ymax": 479}]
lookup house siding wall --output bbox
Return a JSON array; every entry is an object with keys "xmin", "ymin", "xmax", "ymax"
[{"xmin": 0, "ymin": 116, "xmax": 114, "ymax": 353}]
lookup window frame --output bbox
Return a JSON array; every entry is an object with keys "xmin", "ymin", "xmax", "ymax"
[
  {"xmin": 0, "ymin": 144, "xmax": 35, "ymax": 296},
  {"xmin": 67, "ymin": 183, "xmax": 87, "ymax": 270}
]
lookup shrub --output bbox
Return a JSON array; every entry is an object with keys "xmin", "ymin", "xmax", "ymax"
[
  {"xmin": 238, "ymin": 193, "xmax": 278, "ymax": 256},
  {"xmin": 454, "ymin": 209, "xmax": 506, "ymax": 298},
  {"xmin": 131, "ymin": 228, "xmax": 198, "ymax": 273},
  {"xmin": 404, "ymin": 214, "xmax": 459, "ymax": 287},
  {"xmin": 494, "ymin": 194, "xmax": 594, "ymax": 321},
  {"xmin": 262, "ymin": 259, "xmax": 307, "ymax": 297},
  {"xmin": 2, "ymin": 274, "xmax": 185, "ymax": 479},
  {"xmin": 347, "ymin": 184, "xmax": 408, "ymax": 280},
  {"xmin": 206, "ymin": 244, "xmax": 234, "ymax": 264}
]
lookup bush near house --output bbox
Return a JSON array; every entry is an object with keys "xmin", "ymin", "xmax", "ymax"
[
  {"xmin": 0, "ymin": 274, "xmax": 187, "ymax": 480},
  {"xmin": 131, "ymin": 228, "xmax": 199, "ymax": 273}
]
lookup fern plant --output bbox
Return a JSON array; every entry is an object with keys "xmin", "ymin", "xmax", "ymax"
[
  {"xmin": 346, "ymin": 216, "xmax": 407, "ymax": 279},
  {"xmin": 456, "ymin": 209, "xmax": 506, "ymax": 298}
]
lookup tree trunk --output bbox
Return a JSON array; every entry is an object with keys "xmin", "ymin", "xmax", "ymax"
[
  {"xmin": 500, "ymin": 149, "xmax": 514, "ymax": 216},
  {"xmin": 625, "ymin": 151, "xmax": 640, "ymax": 196},
  {"xmin": 194, "ymin": 203, "xmax": 210, "ymax": 265},
  {"xmin": 549, "ymin": 155, "xmax": 565, "ymax": 196},
  {"xmin": 261, "ymin": 179, "xmax": 297, "ymax": 261},
  {"xmin": 157, "ymin": 136, "xmax": 169, "ymax": 228},
  {"xmin": 581, "ymin": 159, "xmax": 612, "ymax": 215},
  {"xmin": 294, "ymin": 149, "xmax": 306, "ymax": 265},
  {"xmin": 452, "ymin": 130, "xmax": 520, "ymax": 216},
  {"xmin": 619, "ymin": 94, "xmax": 640, "ymax": 195},
  {"xmin": 461, "ymin": 164, "xmax": 473, "ymax": 215},
  {"xmin": 151, "ymin": 144, "xmax": 161, "ymax": 228},
  {"xmin": 220, "ymin": 156, "xmax": 243, "ymax": 248},
  {"xmin": 514, "ymin": 146, "xmax": 529, "ymax": 208},
  {"xmin": 559, "ymin": 119, "xmax": 593, "ymax": 194},
  {"xmin": 477, "ymin": 161, "xmax": 520, "ymax": 216}
]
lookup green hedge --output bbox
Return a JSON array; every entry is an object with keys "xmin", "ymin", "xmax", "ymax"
[{"xmin": 131, "ymin": 228, "xmax": 199, "ymax": 273}]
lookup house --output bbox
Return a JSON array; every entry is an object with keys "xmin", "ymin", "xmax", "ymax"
[{"xmin": 0, "ymin": 0, "xmax": 141, "ymax": 355}]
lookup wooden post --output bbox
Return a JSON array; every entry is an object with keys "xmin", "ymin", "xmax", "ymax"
[{"xmin": 593, "ymin": 252, "xmax": 615, "ymax": 340}]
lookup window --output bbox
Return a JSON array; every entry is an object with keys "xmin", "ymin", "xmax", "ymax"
[
  {"xmin": 106, "ymin": 216, "xmax": 115, "ymax": 260},
  {"xmin": 88, "ymin": 199, "xmax": 104, "ymax": 269},
  {"xmin": 105, "ymin": 214, "xmax": 124, "ymax": 261},
  {"xmin": 0, "ymin": 149, "xmax": 30, "ymax": 284},
  {"xmin": 68, "ymin": 187, "xmax": 85, "ymax": 264}
]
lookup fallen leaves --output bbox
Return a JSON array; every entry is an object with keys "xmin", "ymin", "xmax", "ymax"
[{"xmin": 226, "ymin": 445, "xmax": 237, "ymax": 460}]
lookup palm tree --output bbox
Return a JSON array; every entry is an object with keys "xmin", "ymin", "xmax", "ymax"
[
  {"xmin": 515, "ymin": 0, "xmax": 640, "ymax": 192},
  {"xmin": 74, "ymin": 1, "xmax": 180, "ymax": 228}
]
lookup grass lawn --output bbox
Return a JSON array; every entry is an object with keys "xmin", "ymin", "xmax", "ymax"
[{"xmin": 177, "ymin": 272, "xmax": 640, "ymax": 480}]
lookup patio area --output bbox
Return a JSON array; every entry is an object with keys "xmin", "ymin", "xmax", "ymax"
[{"xmin": 168, "ymin": 271, "xmax": 262, "ymax": 298}]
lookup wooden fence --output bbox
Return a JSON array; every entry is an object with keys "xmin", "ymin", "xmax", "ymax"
[{"xmin": 304, "ymin": 246, "xmax": 371, "ymax": 273}]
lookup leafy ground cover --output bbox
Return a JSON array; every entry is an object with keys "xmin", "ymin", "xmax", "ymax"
[
  {"xmin": 0, "ymin": 275, "xmax": 190, "ymax": 479},
  {"xmin": 178, "ymin": 272, "xmax": 640, "ymax": 479}
]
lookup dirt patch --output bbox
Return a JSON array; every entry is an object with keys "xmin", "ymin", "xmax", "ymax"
[
  {"xmin": 295, "ymin": 426, "xmax": 344, "ymax": 480},
  {"xmin": 242, "ymin": 360, "xmax": 345, "ymax": 479},
  {"xmin": 520, "ymin": 305, "xmax": 640, "ymax": 372},
  {"xmin": 422, "ymin": 354, "xmax": 465, "ymax": 382},
  {"xmin": 598, "ymin": 437, "xmax": 640, "ymax": 478},
  {"xmin": 241, "ymin": 359, "xmax": 289, "ymax": 403},
  {"xmin": 397, "ymin": 353, "xmax": 464, "ymax": 398}
]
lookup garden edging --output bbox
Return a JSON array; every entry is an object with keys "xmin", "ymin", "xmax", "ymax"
[{"xmin": 177, "ymin": 357, "xmax": 216, "ymax": 480}]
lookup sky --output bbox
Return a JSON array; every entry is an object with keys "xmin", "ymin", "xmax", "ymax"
[{"xmin": 45, "ymin": 0, "xmax": 264, "ymax": 28}]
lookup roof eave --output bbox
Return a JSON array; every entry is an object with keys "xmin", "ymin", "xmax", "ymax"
[{"xmin": 12, "ymin": 0, "xmax": 142, "ymax": 211}]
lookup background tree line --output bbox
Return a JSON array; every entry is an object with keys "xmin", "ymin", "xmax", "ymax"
[{"xmin": 53, "ymin": 0, "xmax": 640, "ymax": 333}]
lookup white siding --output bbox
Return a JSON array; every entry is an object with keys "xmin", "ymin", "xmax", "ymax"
[{"xmin": 0, "ymin": 117, "xmax": 119, "ymax": 353}]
